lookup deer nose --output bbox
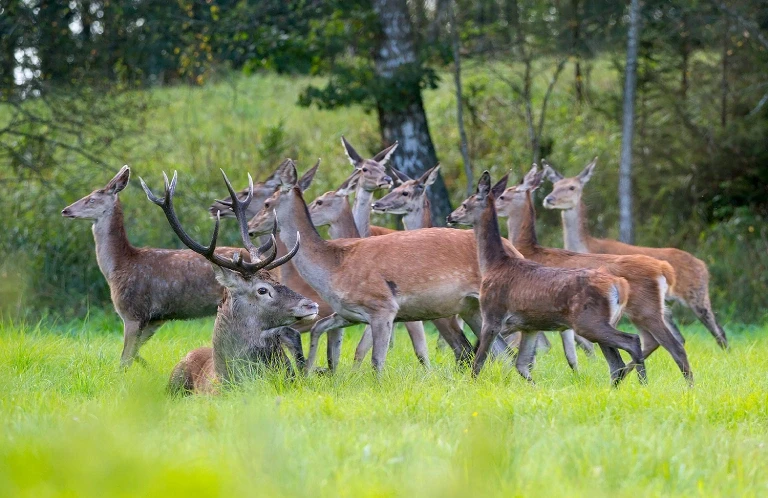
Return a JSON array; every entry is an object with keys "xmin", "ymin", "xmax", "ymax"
[
  {"xmin": 295, "ymin": 299, "xmax": 319, "ymax": 319},
  {"xmin": 446, "ymin": 215, "xmax": 455, "ymax": 226},
  {"xmin": 382, "ymin": 175, "xmax": 393, "ymax": 185},
  {"xmin": 544, "ymin": 196, "xmax": 555, "ymax": 205},
  {"xmin": 61, "ymin": 208, "xmax": 72, "ymax": 217}
]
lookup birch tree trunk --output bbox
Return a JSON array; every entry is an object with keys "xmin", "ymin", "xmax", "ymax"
[
  {"xmin": 448, "ymin": 0, "xmax": 473, "ymax": 196},
  {"xmin": 371, "ymin": 0, "xmax": 452, "ymax": 225},
  {"xmin": 618, "ymin": 0, "xmax": 640, "ymax": 244}
]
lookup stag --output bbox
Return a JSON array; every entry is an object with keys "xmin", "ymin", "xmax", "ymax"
[
  {"xmin": 142, "ymin": 170, "xmax": 318, "ymax": 394},
  {"xmin": 447, "ymin": 172, "xmax": 645, "ymax": 384},
  {"xmin": 541, "ymin": 158, "xmax": 728, "ymax": 349},
  {"xmin": 61, "ymin": 166, "xmax": 246, "ymax": 368}
]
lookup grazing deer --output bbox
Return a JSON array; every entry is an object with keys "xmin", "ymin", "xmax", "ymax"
[
  {"xmin": 248, "ymin": 159, "xmax": 517, "ymax": 373},
  {"xmin": 61, "ymin": 166, "xmax": 246, "ymax": 368},
  {"xmin": 308, "ymin": 169, "xmax": 472, "ymax": 366},
  {"xmin": 493, "ymin": 166, "xmax": 692, "ymax": 383},
  {"xmin": 447, "ymin": 172, "xmax": 645, "ymax": 384},
  {"xmin": 142, "ymin": 170, "xmax": 318, "ymax": 394},
  {"xmin": 541, "ymin": 158, "xmax": 728, "ymax": 350}
]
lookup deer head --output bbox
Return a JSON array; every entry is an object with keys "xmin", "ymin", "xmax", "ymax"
[
  {"xmin": 61, "ymin": 165, "xmax": 130, "ymax": 220},
  {"xmin": 542, "ymin": 157, "xmax": 597, "ymax": 210},
  {"xmin": 341, "ymin": 136, "xmax": 395, "ymax": 191},
  {"xmin": 446, "ymin": 171, "xmax": 508, "ymax": 227},
  {"xmin": 208, "ymin": 160, "xmax": 288, "ymax": 219},
  {"xmin": 141, "ymin": 169, "xmax": 319, "ymax": 325},
  {"xmin": 248, "ymin": 159, "xmax": 319, "ymax": 236},
  {"xmin": 495, "ymin": 165, "xmax": 545, "ymax": 218},
  {"xmin": 307, "ymin": 169, "xmax": 361, "ymax": 228},
  {"xmin": 371, "ymin": 164, "xmax": 440, "ymax": 215}
]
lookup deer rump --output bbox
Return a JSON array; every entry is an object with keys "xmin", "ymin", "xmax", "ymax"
[{"xmin": 324, "ymin": 227, "xmax": 519, "ymax": 323}]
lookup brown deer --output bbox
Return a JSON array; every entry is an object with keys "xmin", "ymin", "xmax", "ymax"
[
  {"xmin": 447, "ymin": 171, "xmax": 645, "ymax": 385},
  {"xmin": 209, "ymin": 161, "xmax": 285, "ymax": 220},
  {"xmin": 142, "ymin": 170, "xmax": 318, "ymax": 395},
  {"xmin": 492, "ymin": 166, "xmax": 692, "ymax": 383},
  {"xmin": 247, "ymin": 159, "xmax": 518, "ymax": 373},
  {"xmin": 541, "ymin": 158, "xmax": 728, "ymax": 350},
  {"xmin": 307, "ymin": 169, "xmax": 472, "ymax": 366},
  {"xmin": 61, "ymin": 166, "xmax": 246, "ymax": 368}
]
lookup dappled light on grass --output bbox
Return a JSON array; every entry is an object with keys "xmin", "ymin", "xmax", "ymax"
[{"xmin": 1, "ymin": 319, "xmax": 767, "ymax": 497}]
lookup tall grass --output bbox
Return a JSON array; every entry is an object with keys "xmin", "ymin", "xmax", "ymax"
[{"xmin": 1, "ymin": 317, "xmax": 767, "ymax": 497}]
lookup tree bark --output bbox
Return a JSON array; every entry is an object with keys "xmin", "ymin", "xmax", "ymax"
[
  {"xmin": 571, "ymin": 0, "xmax": 584, "ymax": 103},
  {"xmin": 721, "ymin": 20, "xmax": 729, "ymax": 128},
  {"xmin": 371, "ymin": 0, "xmax": 452, "ymax": 225},
  {"xmin": 618, "ymin": 0, "xmax": 640, "ymax": 244},
  {"xmin": 449, "ymin": 0, "xmax": 473, "ymax": 196}
]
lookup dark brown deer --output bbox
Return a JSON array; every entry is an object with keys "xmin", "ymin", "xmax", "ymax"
[
  {"xmin": 142, "ymin": 170, "xmax": 318, "ymax": 394},
  {"xmin": 493, "ymin": 166, "xmax": 692, "ymax": 383},
  {"xmin": 247, "ymin": 159, "xmax": 518, "ymax": 373},
  {"xmin": 541, "ymin": 158, "xmax": 728, "ymax": 350},
  {"xmin": 447, "ymin": 171, "xmax": 644, "ymax": 385},
  {"xmin": 61, "ymin": 166, "xmax": 246, "ymax": 368}
]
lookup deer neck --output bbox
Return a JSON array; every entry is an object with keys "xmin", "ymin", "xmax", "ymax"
[
  {"xmin": 508, "ymin": 193, "xmax": 539, "ymax": 256},
  {"xmin": 352, "ymin": 187, "xmax": 374, "ymax": 238},
  {"xmin": 91, "ymin": 201, "xmax": 134, "ymax": 279},
  {"xmin": 329, "ymin": 199, "xmax": 361, "ymax": 239},
  {"xmin": 403, "ymin": 197, "xmax": 432, "ymax": 230},
  {"xmin": 560, "ymin": 201, "xmax": 591, "ymax": 253},
  {"xmin": 276, "ymin": 187, "xmax": 340, "ymax": 293},
  {"xmin": 474, "ymin": 197, "xmax": 508, "ymax": 275}
]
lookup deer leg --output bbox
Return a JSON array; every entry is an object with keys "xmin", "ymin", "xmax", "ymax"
[
  {"xmin": 325, "ymin": 328, "xmax": 344, "ymax": 372},
  {"xmin": 307, "ymin": 313, "xmax": 353, "ymax": 373},
  {"xmin": 573, "ymin": 333, "xmax": 596, "ymax": 356},
  {"xmin": 560, "ymin": 329, "xmax": 579, "ymax": 371},
  {"xmin": 663, "ymin": 307, "xmax": 686, "ymax": 345},
  {"xmin": 634, "ymin": 315, "xmax": 693, "ymax": 385},
  {"xmin": 370, "ymin": 312, "xmax": 397, "ymax": 373},
  {"xmin": 690, "ymin": 295, "xmax": 728, "ymax": 350},
  {"xmin": 462, "ymin": 312, "xmax": 515, "ymax": 361},
  {"xmin": 596, "ymin": 344, "xmax": 629, "ymax": 386},
  {"xmin": 472, "ymin": 319, "xmax": 501, "ymax": 378},
  {"xmin": 353, "ymin": 326, "xmax": 374, "ymax": 368},
  {"xmin": 575, "ymin": 323, "xmax": 644, "ymax": 385},
  {"xmin": 280, "ymin": 327, "xmax": 306, "ymax": 373},
  {"xmin": 404, "ymin": 321, "xmax": 430, "ymax": 367},
  {"xmin": 516, "ymin": 332, "xmax": 538, "ymax": 383},
  {"xmin": 432, "ymin": 317, "xmax": 473, "ymax": 366},
  {"xmin": 120, "ymin": 319, "xmax": 143, "ymax": 369}
]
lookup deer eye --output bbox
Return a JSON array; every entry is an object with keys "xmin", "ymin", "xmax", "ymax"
[
  {"xmin": 88, "ymin": 198, "xmax": 94, "ymax": 204},
  {"xmin": 362, "ymin": 168, "xmax": 368, "ymax": 173},
  {"xmin": 569, "ymin": 186, "xmax": 575, "ymax": 191},
  {"xmin": 316, "ymin": 200, "xmax": 323, "ymax": 206},
  {"xmin": 257, "ymin": 287, "xmax": 268, "ymax": 295},
  {"xmin": 402, "ymin": 191, "xmax": 408, "ymax": 196},
  {"xmin": 499, "ymin": 195, "xmax": 505, "ymax": 200}
]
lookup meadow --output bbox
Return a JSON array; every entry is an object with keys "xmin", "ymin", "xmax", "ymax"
[{"xmin": 1, "ymin": 315, "xmax": 767, "ymax": 497}]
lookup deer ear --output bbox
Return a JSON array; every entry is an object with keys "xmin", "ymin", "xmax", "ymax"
[
  {"xmin": 541, "ymin": 160, "xmax": 564, "ymax": 183},
  {"xmin": 389, "ymin": 165, "xmax": 411, "ymax": 185},
  {"xmin": 298, "ymin": 159, "xmax": 320, "ymax": 192},
  {"xmin": 418, "ymin": 164, "xmax": 440, "ymax": 188},
  {"xmin": 279, "ymin": 159, "xmax": 298, "ymax": 191},
  {"xmin": 476, "ymin": 171, "xmax": 492, "ymax": 200},
  {"xmin": 520, "ymin": 165, "xmax": 543, "ymax": 191},
  {"xmin": 212, "ymin": 265, "xmax": 242, "ymax": 289},
  {"xmin": 263, "ymin": 161, "xmax": 288, "ymax": 189},
  {"xmin": 336, "ymin": 169, "xmax": 361, "ymax": 197},
  {"xmin": 106, "ymin": 165, "xmax": 130, "ymax": 194},
  {"xmin": 577, "ymin": 157, "xmax": 597, "ymax": 184},
  {"xmin": 341, "ymin": 136, "xmax": 364, "ymax": 168},
  {"xmin": 372, "ymin": 141, "xmax": 399, "ymax": 166},
  {"xmin": 491, "ymin": 173, "xmax": 509, "ymax": 198}
]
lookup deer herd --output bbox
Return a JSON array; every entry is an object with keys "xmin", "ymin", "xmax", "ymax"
[{"xmin": 61, "ymin": 138, "xmax": 729, "ymax": 394}]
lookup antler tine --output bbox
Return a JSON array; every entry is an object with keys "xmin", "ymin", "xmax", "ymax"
[
  {"xmin": 264, "ymin": 232, "xmax": 301, "ymax": 271},
  {"xmin": 140, "ymin": 172, "xmax": 244, "ymax": 273}
]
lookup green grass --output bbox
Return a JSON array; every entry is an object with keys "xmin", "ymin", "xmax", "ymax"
[{"xmin": 1, "ymin": 316, "xmax": 767, "ymax": 497}]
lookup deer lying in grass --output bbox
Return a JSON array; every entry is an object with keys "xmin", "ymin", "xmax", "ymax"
[
  {"xmin": 541, "ymin": 158, "xmax": 728, "ymax": 350},
  {"xmin": 61, "ymin": 166, "xmax": 247, "ymax": 368},
  {"xmin": 493, "ymin": 166, "xmax": 692, "ymax": 383},
  {"xmin": 142, "ymin": 170, "xmax": 318, "ymax": 394},
  {"xmin": 248, "ymin": 159, "xmax": 518, "ymax": 372},
  {"xmin": 447, "ymin": 172, "xmax": 645, "ymax": 384},
  {"xmin": 308, "ymin": 169, "xmax": 472, "ymax": 366}
]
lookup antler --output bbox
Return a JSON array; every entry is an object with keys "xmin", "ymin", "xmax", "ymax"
[{"xmin": 140, "ymin": 170, "xmax": 298, "ymax": 275}]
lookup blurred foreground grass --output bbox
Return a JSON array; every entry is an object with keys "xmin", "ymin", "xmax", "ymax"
[{"xmin": 0, "ymin": 316, "xmax": 767, "ymax": 497}]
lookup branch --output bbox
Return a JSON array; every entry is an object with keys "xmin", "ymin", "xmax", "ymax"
[{"xmin": 714, "ymin": 1, "xmax": 768, "ymax": 51}]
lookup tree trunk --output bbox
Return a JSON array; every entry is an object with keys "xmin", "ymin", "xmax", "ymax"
[
  {"xmin": 721, "ymin": 20, "xmax": 729, "ymax": 128},
  {"xmin": 449, "ymin": 0, "xmax": 473, "ymax": 196},
  {"xmin": 571, "ymin": 0, "xmax": 584, "ymax": 103},
  {"xmin": 618, "ymin": 0, "xmax": 640, "ymax": 244},
  {"xmin": 371, "ymin": 0, "xmax": 452, "ymax": 225}
]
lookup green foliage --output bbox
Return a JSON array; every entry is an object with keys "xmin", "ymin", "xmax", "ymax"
[{"xmin": 1, "ymin": 319, "xmax": 767, "ymax": 496}]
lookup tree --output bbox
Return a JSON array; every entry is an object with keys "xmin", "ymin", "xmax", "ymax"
[{"xmin": 618, "ymin": 0, "xmax": 641, "ymax": 244}]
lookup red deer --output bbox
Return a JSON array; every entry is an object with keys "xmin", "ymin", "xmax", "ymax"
[
  {"xmin": 142, "ymin": 170, "xmax": 318, "ymax": 394},
  {"xmin": 247, "ymin": 159, "xmax": 518, "ymax": 372},
  {"xmin": 307, "ymin": 169, "xmax": 472, "ymax": 366},
  {"xmin": 492, "ymin": 166, "xmax": 692, "ymax": 383},
  {"xmin": 541, "ymin": 158, "xmax": 728, "ymax": 349},
  {"xmin": 447, "ymin": 171, "xmax": 644, "ymax": 384},
  {"xmin": 61, "ymin": 166, "xmax": 245, "ymax": 368}
]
